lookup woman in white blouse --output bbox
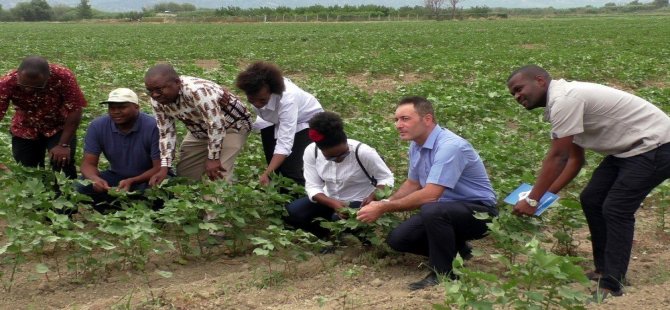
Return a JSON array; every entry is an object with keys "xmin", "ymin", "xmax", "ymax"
[
  {"xmin": 236, "ymin": 62, "xmax": 323, "ymax": 186},
  {"xmin": 285, "ymin": 111, "xmax": 394, "ymax": 238}
]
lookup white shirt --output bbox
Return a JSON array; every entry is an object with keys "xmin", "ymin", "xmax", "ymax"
[
  {"xmin": 253, "ymin": 78, "xmax": 323, "ymax": 156},
  {"xmin": 545, "ymin": 79, "xmax": 670, "ymax": 157},
  {"xmin": 303, "ymin": 139, "xmax": 394, "ymax": 202}
]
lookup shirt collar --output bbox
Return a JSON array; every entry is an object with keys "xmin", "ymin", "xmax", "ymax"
[
  {"xmin": 111, "ymin": 114, "xmax": 141, "ymax": 134},
  {"xmin": 420, "ymin": 125, "xmax": 443, "ymax": 150},
  {"xmin": 260, "ymin": 94, "xmax": 281, "ymax": 111}
]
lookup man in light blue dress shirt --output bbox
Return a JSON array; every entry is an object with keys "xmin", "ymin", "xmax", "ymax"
[{"xmin": 357, "ymin": 96, "xmax": 497, "ymax": 290}]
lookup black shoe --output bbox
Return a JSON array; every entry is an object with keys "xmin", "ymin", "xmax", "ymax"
[
  {"xmin": 591, "ymin": 287, "xmax": 623, "ymax": 303},
  {"xmin": 319, "ymin": 245, "xmax": 336, "ymax": 254},
  {"xmin": 586, "ymin": 271, "xmax": 631, "ymax": 286},
  {"xmin": 458, "ymin": 241, "xmax": 473, "ymax": 260},
  {"xmin": 408, "ymin": 272, "xmax": 440, "ymax": 291}
]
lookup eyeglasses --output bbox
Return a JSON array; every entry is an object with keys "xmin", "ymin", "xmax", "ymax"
[
  {"xmin": 17, "ymin": 76, "xmax": 48, "ymax": 89},
  {"xmin": 145, "ymin": 85, "xmax": 169, "ymax": 96},
  {"xmin": 325, "ymin": 150, "xmax": 350, "ymax": 162}
]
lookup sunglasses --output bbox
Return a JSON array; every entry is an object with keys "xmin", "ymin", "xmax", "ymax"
[{"xmin": 325, "ymin": 150, "xmax": 350, "ymax": 162}]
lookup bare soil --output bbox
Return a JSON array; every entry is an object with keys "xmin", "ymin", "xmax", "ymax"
[{"xmin": 2, "ymin": 199, "xmax": 670, "ymax": 309}]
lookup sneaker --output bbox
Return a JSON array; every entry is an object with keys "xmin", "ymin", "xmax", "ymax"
[
  {"xmin": 591, "ymin": 287, "xmax": 623, "ymax": 303},
  {"xmin": 408, "ymin": 272, "xmax": 440, "ymax": 291}
]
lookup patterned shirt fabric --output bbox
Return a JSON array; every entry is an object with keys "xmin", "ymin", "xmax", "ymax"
[
  {"xmin": 408, "ymin": 125, "xmax": 497, "ymax": 206},
  {"xmin": 150, "ymin": 76, "xmax": 252, "ymax": 167},
  {"xmin": 0, "ymin": 64, "xmax": 88, "ymax": 139}
]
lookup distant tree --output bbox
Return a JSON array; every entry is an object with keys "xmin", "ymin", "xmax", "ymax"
[
  {"xmin": 448, "ymin": 0, "xmax": 463, "ymax": 19},
  {"xmin": 424, "ymin": 0, "xmax": 445, "ymax": 18},
  {"xmin": 77, "ymin": 0, "xmax": 93, "ymax": 19},
  {"xmin": 52, "ymin": 4, "xmax": 78, "ymax": 21},
  {"xmin": 153, "ymin": 2, "xmax": 197, "ymax": 13},
  {"xmin": 604, "ymin": 2, "xmax": 617, "ymax": 6},
  {"xmin": 11, "ymin": 0, "xmax": 53, "ymax": 21},
  {"xmin": 628, "ymin": 0, "xmax": 641, "ymax": 5},
  {"xmin": 653, "ymin": 0, "xmax": 669, "ymax": 7}
]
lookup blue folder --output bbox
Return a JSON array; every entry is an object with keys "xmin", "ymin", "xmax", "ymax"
[{"xmin": 503, "ymin": 183, "xmax": 559, "ymax": 216}]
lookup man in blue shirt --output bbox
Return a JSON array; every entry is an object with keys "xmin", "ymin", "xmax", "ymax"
[
  {"xmin": 78, "ymin": 88, "xmax": 161, "ymax": 212},
  {"xmin": 357, "ymin": 96, "xmax": 497, "ymax": 290}
]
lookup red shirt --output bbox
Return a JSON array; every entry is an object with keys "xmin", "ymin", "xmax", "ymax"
[{"xmin": 0, "ymin": 64, "xmax": 87, "ymax": 139}]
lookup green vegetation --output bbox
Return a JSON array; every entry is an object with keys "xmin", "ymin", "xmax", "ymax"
[{"xmin": 0, "ymin": 16, "xmax": 669, "ymax": 307}]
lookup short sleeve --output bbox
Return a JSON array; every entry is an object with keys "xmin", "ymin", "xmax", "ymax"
[
  {"xmin": 549, "ymin": 96, "xmax": 585, "ymax": 139},
  {"xmin": 83, "ymin": 121, "xmax": 102, "ymax": 156},
  {"xmin": 426, "ymin": 144, "xmax": 467, "ymax": 189}
]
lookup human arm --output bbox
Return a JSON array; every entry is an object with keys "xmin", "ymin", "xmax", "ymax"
[
  {"xmin": 149, "ymin": 102, "xmax": 176, "ymax": 186},
  {"xmin": 49, "ymin": 107, "xmax": 82, "ymax": 167},
  {"xmin": 259, "ymin": 95, "xmax": 298, "ymax": 185},
  {"xmin": 260, "ymin": 154, "xmax": 288, "ymax": 186},
  {"xmin": 198, "ymin": 89, "xmax": 227, "ymax": 181},
  {"xmin": 80, "ymin": 153, "xmax": 109, "ymax": 193},
  {"xmin": 357, "ymin": 179, "xmax": 445, "ymax": 223},
  {"xmin": 513, "ymin": 135, "xmax": 578, "ymax": 216}
]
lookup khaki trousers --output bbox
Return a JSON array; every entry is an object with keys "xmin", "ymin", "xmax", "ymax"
[{"xmin": 176, "ymin": 128, "xmax": 249, "ymax": 182}]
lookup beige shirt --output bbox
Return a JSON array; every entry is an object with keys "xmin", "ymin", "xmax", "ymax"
[{"xmin": 545, "ymin": 79, "xmax": 670, "ymax": 158}]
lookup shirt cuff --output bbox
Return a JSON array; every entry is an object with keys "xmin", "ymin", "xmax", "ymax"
[
  {"xmin": 161, "ymin": 157, "xmax": 172, "ymax": 167},
  {"xmin": 306, "ymin": 188, "xmax": 324, "ymax": 203}
]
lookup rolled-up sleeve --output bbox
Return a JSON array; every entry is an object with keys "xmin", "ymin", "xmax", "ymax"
[
  {"xmin": 303, "ymin": 143, "xmax": 325, "ymax": 201},
  {"xmin": 273, "ymin": 95, "xmax": 298, "ymax": 156}
]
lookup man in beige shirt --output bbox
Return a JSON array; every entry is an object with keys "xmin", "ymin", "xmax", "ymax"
[{"xmin": 507, "ymin": 65, "xmax": 670, "ymax": 301}]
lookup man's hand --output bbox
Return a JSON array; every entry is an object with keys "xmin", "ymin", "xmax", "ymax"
[
  {"xmin": 49, "ymin": 145, "xmax": 70, "ymax": 167},
  {"xmin": 361, "ymin": 191, "xmax": 377, "ymax": 207},
  {"xmin": 205, "ymin": 159, "xmax": 225, "ymax": 181},
  {"xmin": 259, "ymin": 173, "xmax": 271, "ymax": 186},
  {"xmin": 149, "ymin": 167, "xmax": 169, "ymax": 186},
  {"xmin": 357, "ymin": 201, "xmax": 386, "ymax": 223},
  {"xmin": 513, "ymin": 199, "xmax": 537, "ymax": 216},
  {"xmin": 0, "ymin": 163, "xmax": 10, "ymax": 172},
  {"xmin": 117, "ymin": 178, "xmax": 134, "ymax": 192},
  {"xmin": 91, "ymin": 177, "xmax": 111, "ymax": 193}
]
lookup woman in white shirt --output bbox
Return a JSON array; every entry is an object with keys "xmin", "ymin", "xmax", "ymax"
[
  {"xmin": 285, "ymin": 111, "xmax": 394, "ymax": 238},
  {"xmin": 236, "ymin": 62, "xmax": 323, "ymax": 186}
]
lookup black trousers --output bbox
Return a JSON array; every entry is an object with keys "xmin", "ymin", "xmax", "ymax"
[
  {"xmin": 284, "ymin": 197, "xmax": 362, "ymax": 238},
  {"xmin": 12, "ymin": 132, "xmax": 77, "ymax": 179},
  {"xmin": 386, "ymin": 201, "xmax": 497, "ymax": 275},
  {"xmin": 580, "ymin": 143, "xmax": 670, "ymax": 291},
  {"xmin": 260, "ymin": 126, "xmax": 311, "ymax": 186}
]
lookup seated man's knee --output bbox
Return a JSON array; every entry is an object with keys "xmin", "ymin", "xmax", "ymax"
[{"xmin": 386, "ymin": 227, "xmax": 409, "ymax": 252}]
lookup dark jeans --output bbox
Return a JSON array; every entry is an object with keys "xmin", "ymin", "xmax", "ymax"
[
  {"xmin": 386, "ymin": 201, "xmax": 497, "ymax": 275},
  {"xmin": 285, "ymin": 196, "xmax": 362, "ymax": 238},
  {"xmin": 77, "ymin": 170, "xmax": 150, "ymax": 212},
  {"xmin": 12, "ymin": 132, "xmax": 77, "ymax": 179},
  {"xmin": 580, "ymin": 143, "xmax": 670, "ymax": 291},
  {"xmin": 261, "ymin": 126, "xmax": 311, "ymax": 186}
]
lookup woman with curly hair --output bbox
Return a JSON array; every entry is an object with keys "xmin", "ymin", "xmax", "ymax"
[
  {"xmin": 236, "ymin": 61, "xmax": 323, "ymax": 186},
  {"xmin": 285, "ymin": 111, "xmax": 394, "ymax": 238}
]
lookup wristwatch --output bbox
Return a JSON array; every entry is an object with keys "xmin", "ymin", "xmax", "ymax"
[{"xmin": 525, "ymin": 197, "xmax": 538, "ymax": 207}]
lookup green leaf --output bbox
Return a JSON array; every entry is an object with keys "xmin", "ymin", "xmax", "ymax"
[
  {"xmin": 35, "ymin": 263, "xmax": 50, "ymax": 274},
  {"xmin": 156, "ymin": 270, "xmax": 173, "ymax": 278}
]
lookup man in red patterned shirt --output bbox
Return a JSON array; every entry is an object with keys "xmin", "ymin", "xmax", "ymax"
[{"xmin": 0, "ymin": 56, "xmax": 87, "ymax": 178}]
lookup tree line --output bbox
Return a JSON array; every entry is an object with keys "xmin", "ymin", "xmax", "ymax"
[{"xmin": 0, "ymin": 0, "xmax": 667, "ymax": 22}]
